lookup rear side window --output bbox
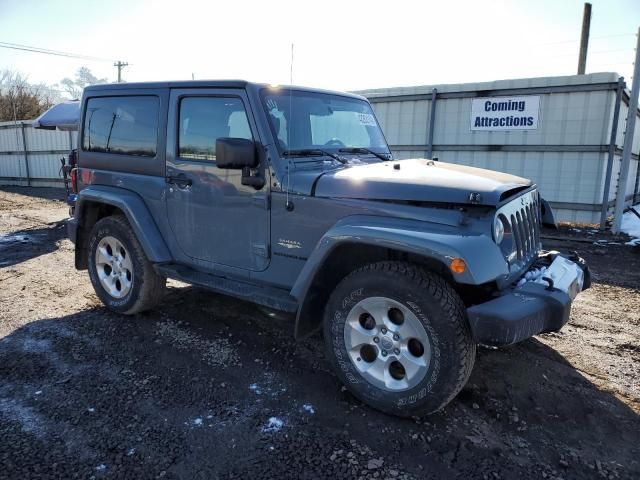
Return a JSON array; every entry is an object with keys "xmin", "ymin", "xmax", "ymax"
[
  {"xmin": 83, "ymin": 96, "xmax": 159, "ymax": 157},
  {"xmin": 178, "ymin": 96, "xmax": 252, "ymax": 161}
]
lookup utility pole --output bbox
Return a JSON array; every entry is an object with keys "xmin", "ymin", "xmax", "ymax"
[
  {"xmin": 612, "ymin": 27, "xmax": 640, "ymax": 233},
  {"xmin": 114, "ymin": 61, "xmax": 128, "ymax": 83},
  {"xmin": 577, "ymin": 3, "xmax": 592, "ymax": 74}
]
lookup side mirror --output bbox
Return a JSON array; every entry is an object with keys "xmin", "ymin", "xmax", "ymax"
[{"xmin": 216, "ymin": 138, "xmax": 258, "ymax": 169}]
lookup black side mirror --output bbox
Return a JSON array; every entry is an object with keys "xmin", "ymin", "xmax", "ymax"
[{"xmin": 216, "ymin": 138, "xmax": 257, "ymax": 169}]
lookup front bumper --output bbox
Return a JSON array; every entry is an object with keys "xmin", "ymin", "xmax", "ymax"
[{"xmin": 467, "ymin": 252, "xmax": 590, "ymax": 346}]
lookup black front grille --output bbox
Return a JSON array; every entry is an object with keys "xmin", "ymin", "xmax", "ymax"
[{"xmin": 508, "ymin": 193, "xmax": 541, "ymax": 262}]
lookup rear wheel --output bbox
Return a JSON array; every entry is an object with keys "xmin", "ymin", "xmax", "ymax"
[
  {"xmin": 323, "ymin": 261, "xmax": 475, "ymax": 417},
  {"xmin": 87, "ymin": 215, "xmax": 166, "ymax": 314}
]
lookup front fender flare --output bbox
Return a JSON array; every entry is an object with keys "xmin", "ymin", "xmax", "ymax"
[
  {"xmin": 540, "ymin": 198, "xmax": 557, "ymax": 228},
  {"xmin": 290, "ymin": 215, "xmax": 508, "ymax": 338},
  {"xmin": 76, "ymin": 186, "xmax": 171, "ymax": 263}
]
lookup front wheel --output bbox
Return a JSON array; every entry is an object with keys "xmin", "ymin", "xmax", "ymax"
[
  {"xmin": 323, "ymin": 261, "xmax": 476, "ymax": 417},
  {"xmin": 87, "ymin": 215, "xmax": 166, "ymax": 314}
]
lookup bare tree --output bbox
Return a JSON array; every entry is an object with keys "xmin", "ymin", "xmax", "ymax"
[
  {"xmin": 0, "ymin": 70, "xmax": 55, "ymax": 122},
  {"xmin": 60, "ymin": 66, "xmax": 108, "ymax": 99}
]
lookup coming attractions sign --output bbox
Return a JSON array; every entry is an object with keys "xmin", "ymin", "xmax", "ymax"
[{"xmin": 470, "ymin": 96, "xmax": 540, "ymax": 131}]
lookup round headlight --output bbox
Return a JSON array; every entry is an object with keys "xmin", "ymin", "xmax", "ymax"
[{"xmin": 493, "ymin": 216, "xmax": 505, "ymax": 244}]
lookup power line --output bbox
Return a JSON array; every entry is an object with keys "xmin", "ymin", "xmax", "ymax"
[
  {"xmin": 0, "ymin": 82, "xmax": 71, "ymax": 98},
  {"xmin": 0, "ymin": 40, "xmax": 113, "ymax": 62},
  {"xmin": 534, "ymin": 32, "xmax": 636, "ymax": 46}
]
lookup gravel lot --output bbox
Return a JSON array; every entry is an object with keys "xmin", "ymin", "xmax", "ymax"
[{"xmin": 1, "ymin": 186, "xmax": 639, "ymax": 480}]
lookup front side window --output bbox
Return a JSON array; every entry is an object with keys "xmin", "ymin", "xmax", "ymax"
[
  {"xmin": 83, "ymin": 96, "xmax": 158, "ymax": 156},
  {"xmin": 261, "ymin": 89, "xmax": 388, "ymax": 155},
  {"xmin": 178, "ymin": 97, "xmax": 252, "ymax": 161}
]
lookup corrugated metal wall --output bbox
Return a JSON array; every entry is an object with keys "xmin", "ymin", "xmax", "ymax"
[
  {"xmin": 0, "ymin": 121, "xmax": 77, "ymax": 188},
  {"xmin": 3, "ymin": 74, "xmax": 639, "ymax": 225},
  {"xmin": 358, "ymin": 72, "xmax": 640, "ymax": 224}
]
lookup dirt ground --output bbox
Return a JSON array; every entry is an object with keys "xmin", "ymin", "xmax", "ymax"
[{"xmin": 0, "ymin": 186, "xmax": 638, "ymax": 480}]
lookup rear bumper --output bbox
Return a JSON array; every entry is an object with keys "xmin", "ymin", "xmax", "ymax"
[{"xmin": 467, "ymin": 253, "xmax": 590, "ymax": 346}]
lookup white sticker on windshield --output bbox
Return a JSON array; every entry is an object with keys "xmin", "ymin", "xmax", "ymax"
[{"xmin": 356, "ymin": 113, "xmax": 377, "ymax": 126}]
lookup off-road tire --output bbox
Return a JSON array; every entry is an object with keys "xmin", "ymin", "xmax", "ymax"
[
  {"xmin": 87, "ymin": 214, "xmax": 166, "ymax": 314},
  {"xmin": 323, "ymin": 261, "xmax": 476, "ymax": 417}
]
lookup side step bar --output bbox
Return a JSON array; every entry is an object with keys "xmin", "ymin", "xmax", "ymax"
[{"xmin": 154, "ymin": 264, "xmax": 299, "ymax": 313}]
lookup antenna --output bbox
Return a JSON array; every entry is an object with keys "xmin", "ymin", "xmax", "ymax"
[
  {"xmin": 290, "ymin": 43, "xmax": 294, "ymax": 85},
  {"xmin": 285, "ymin": 43, "xmax": 295, "ymax": 211}
]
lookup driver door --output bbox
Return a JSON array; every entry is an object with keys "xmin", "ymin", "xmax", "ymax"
[{"xmin": 164, "ymin": 88, "xmax": 270, "ymax": 273}]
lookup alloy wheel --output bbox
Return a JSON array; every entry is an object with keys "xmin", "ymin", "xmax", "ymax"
[{"xmin": 343, "ymin": 296, "xmax": 431, "ymax": 391}]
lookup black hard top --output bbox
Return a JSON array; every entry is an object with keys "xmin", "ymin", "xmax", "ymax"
[
  {"xmin": 84, "ymin": 80, "xmax": 251, "ymax": 91},
  {"xmin": 83, "ymin": 80, "xmax": 367, "ymax": 100}
]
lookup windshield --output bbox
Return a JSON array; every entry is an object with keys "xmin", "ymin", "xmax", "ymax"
[{"xmin": 261, "ymin": 89, "xmax": 389, "ymax": 158}]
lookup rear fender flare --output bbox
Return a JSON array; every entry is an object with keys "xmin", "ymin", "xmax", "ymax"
[{"xmin": 76, "ymin": 186, "xmax": 171, "ymax": 264}]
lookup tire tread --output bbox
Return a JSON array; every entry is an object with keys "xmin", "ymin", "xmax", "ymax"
[{"xmin": 329, "ymin": 261, "xmax": 476, "ymax": 415}]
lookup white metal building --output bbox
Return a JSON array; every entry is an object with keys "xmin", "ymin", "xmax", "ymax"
[
  {"xmin": 357, "ymin": 72, "xmax": 640, "ymax": 225},
  {"xmin": 0, "ymin": 120, "xmax": 77, "ymax": 188}
]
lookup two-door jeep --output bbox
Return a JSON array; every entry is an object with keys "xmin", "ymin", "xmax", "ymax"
[{"xmin": 67, "ymin": 80, "xmax": 589, "ymax": 416}]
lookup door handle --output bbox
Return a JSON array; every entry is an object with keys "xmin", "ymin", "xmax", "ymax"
[{"xmin": 166, "ymin": 175, "xmax": 192, "ymax": 188}]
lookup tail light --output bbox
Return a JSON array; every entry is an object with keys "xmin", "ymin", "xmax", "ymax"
[{"xmin": 70, "ymin": 168, "xmax": 78, "ymax": 193}]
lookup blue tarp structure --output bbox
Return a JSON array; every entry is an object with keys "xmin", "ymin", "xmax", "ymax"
[{"xmin": 32, "ymin": 100, "xmax": 80, "ymax": 131}]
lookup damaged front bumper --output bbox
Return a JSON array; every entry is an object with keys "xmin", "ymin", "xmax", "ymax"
[{"xmin": 466, "ymin": 251, "xmax": 590, "ymax": 346}]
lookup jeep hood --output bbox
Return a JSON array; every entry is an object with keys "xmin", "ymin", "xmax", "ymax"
[{"xmin": 312, "ymin": 159, "xmax": 532, "ymax": 206}]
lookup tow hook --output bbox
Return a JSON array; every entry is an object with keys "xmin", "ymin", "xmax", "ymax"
[{"xmin": 542, "ymin": 276, "xmax": 555, "ymax": 291}]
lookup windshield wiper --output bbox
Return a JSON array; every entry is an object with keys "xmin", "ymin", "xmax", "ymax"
[
  {"xmin": 282, "ymin": 149, "xmax": 346, "ymax": 164},
  {"xmin": 338, "ymin": 147, "xmax": 391, "ymax": 162}
]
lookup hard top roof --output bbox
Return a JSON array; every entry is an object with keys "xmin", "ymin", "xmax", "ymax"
[
  {"xmin": 83, "ymin": 80, "xmax": 367, "ymax": 100},
  {"xmin": 84, "ymin": 80, "xmax": 250, "ymax": 91}
]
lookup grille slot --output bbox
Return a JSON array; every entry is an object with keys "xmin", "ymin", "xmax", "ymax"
[{"xmin": 499, "ymin": 191, "xmax": 542, "ymax": 267}]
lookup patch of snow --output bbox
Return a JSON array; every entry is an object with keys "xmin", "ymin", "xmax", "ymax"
[
  {"xmin": 621, "ymin": 206, "xmax": 640, "ymax": 240},
  {"xmin": 87, "ymin": 407, "xmax": 95, "ymax": 413},
  {"xmin": 19, "ymin": 338, "xmax": 52, "ymax": 354},
  {"xmin": 248, "ymin": 372, "xmax": 287, "ymax": 398},
  {"xmin": 95, "ymin": 464, "xmax": 107, "ymax": 471},
  {"xmin": 0, "ymin": 397, "xmax": 47, "ymax": 437},
  {"xmin": 262, "ymin": 417, "xmax": 284, "ymax": 433},
  {"xmin": 516, "ymin": 267, "xmax": 548, "ymax": 287},
  {"xmin": 249, "ymin": 380, "xmax": 285, "ymax": 397},
  {"xmin": 249, "ymin": 383, "xmax": 262, "ymax": 394},
  {"xmin": 302, "ymin": 404, "xmax": 315, "ymax": 414},
  {"xmin": 127, "ymin": 448, "xmax": 136, "ymax": 456},
  {"xmin": 193, "ymin": 418, "xmax": 203, "ymax": 426},
  {"xmin": 34, "ymin": 390, "xmax": 42, "ymax": 395}
]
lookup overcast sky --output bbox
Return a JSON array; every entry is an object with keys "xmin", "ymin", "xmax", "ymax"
[{"xmin": 0, "ymin": 0, "xmax": 638, "ymax": 94}]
